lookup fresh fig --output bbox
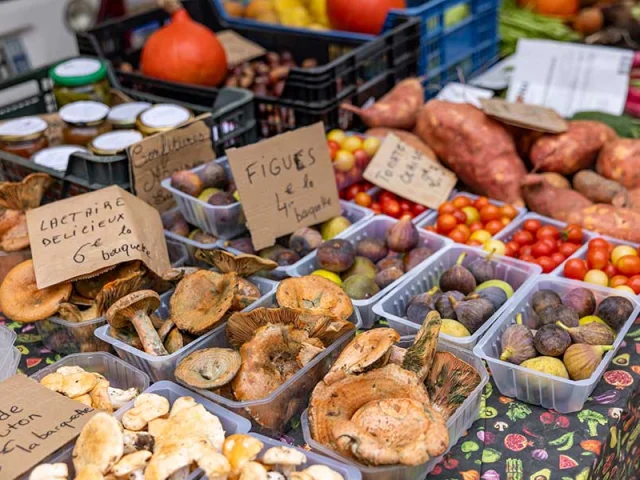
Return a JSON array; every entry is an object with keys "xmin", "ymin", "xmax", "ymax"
[
  {"xmin": 403, "ymin": 247, "xmax": 434, "ymax": 271},
  {"xmin": 198, "ymin": 162, "xmax": 227, "ymax": 189},
  {"xmin": 374, "ymin": 266, "xmax": 404, "ymax": 289},
  {"xmin": 207, "ymin": 191, "xmax": 236, "ymax": 206},
  {"xmin": 439, "ymin": 253, "xmax": 476, "ymax": 295},
  {"xmin": 289, "ymin": 227, "xmax": 323, "ymax": 256},
  {"xmin": 189, "ymin": 229, "xmax": 218, "ymax": 244},
  {"xmin": 226, "ymin": 236, "xmax": 255, "ymax": 254},
  {"xmin": 538, "ymin": 304, "xmax": 579, "ymax": 328},
  {"xmin": 316, "ymin": 239, "xmax": 355, "ymax": 273},
  {"xmin": 259, "ymin": 245, "xmax": 300, "ymax": 266},
  {"xmin": 534, "ymin": 324, "xmax": 571, "ymax": 357},
  {"xmin": 562, "ymin": 288, "xmax": 596, "ymax": 318},
  {"xmin": 521, "ymin": 356, "xmax": 569, "ymax": 379},
  {"xmin": 441, "ymin": 319, "xmax": 471, "ymax": 337},
  {"xmin": 500, "ymin": 314, "xmax": 536, "ymax": 365},
  {"xmin": 475, "ymin": 286, "xmax": 508, "ymax": 311},
  {"xmin": 342, "ymin": 274, "xmax": 380, "ymax": 300},
  {"xmin": 406, "ymin": 287, "xmax": 442, "ymax": 323},
  {"xmin": 435, "ymin": 291, "xmax": 464, "ymax": 320},
  {"xmin": 171, "ymin": 170, "xmax": 203, "ymax": 197},
  {"xmin": 596, "ymin": 296, "xmax": 634, "ymax": 330},
  {"xmin": 376, "ymin": 256, "xmax": 405, "ymax": 272},
  {"xmin": 343, "ymin": 256, "xmax": 377, "ymax": 281},
  {"xmin": 468, "ymin": 252, "xmax": 497, "ymax": 284},
  {"xmin": 563, "ymin": 343, "xmax": 614, "ymax": 381},
  {"xmin": 385, "ymin": 217, "xmax": 419, "ymax": 253},
  {"xmin": 162, "ymin": 210, "xmax": 190, "ymax": 237},
  {"xmin": 356, "ymin": 238, "xmax": 388, "ymax": 263},
  {"xmin": 531, "ymin": 290, "xmax": 562, "ymax": 315},
  {"xmin": 556, "ymin": 321, "xmax": 615, "ymax": 346},
  {"xmin": 455, "ymin": 297, "xmax": 495, "ymax": 334}
]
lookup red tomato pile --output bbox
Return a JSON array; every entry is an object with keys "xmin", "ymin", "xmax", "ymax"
[
  {"xmin": 500, "ymin": 219, "xmax": 584, "ymax": 273},
  {"xmin": 563, "ymin": 238, "xmax": 640, "ymax": 294},
  {"xmin": 357, "ymin": 189, "xmax": 428, "ymax": 219},
  {"xmin": 424, "ymin": 195, "xmax": 519, "ymax": 245}
]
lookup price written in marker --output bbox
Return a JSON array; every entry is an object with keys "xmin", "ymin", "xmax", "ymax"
[{"xmin": 363, "ymin": 134, "xmax": 457, "ymax": 210}]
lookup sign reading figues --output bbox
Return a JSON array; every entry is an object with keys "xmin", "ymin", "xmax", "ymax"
[
  {"xmin": 0, "ymin": 375, "xmax": 96, "ymax": 480},
  {"xmin": 26, "ymin": 185, "xmax": 171, "ymax": 289},
  {"xmin": 227, "ymin": 123, "xmax": 341, "ymax": 250}
]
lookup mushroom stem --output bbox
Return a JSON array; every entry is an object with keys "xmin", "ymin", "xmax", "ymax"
[{"xmin": 131, "ymin": 310, "xmax": 168, "ymax": 356}]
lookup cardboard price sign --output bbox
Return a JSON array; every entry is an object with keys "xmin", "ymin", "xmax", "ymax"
[
  {"xmin": 128, "ymin": 114, "xmax": 216, "ymax": 212},
  {"xmin": 0, "ymin": 375, "xmax": 97, "ymax": 480},
  {"xmin": 227, "ymin": 122, "xmax": 341, "ymax": 250},
  {"xmin": 364, "ymin": 134, "xmax": 457, "ymax": 209},
  {"xmin": 481, "ymin": 98, "xmax": 568, "ymax": 133},
  {"xmin": 26, "ymin": 185, "xmax": 171, "ymax": 289},
  {"xmin": 217, "ymin": 30, "xmax": 267, "ymax": 66}
]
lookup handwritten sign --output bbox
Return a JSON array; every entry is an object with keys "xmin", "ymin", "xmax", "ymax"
[
  {"xmin": 128, "ymin": 114, "xmax": 216, "ymax": 212},
  {"xmin": 26, "ymin": 186, "xmax": 171, "ymax": 289},
  {"xmin": 481, "ymin": 98, "xmax": 568, "ymax": 133},
  {"xmin": 226, "ymin": 123, "xmax": 341, "ymax": 250},
  {"xmin": 0, "ymin": 375, "xmax": 96, "ymax": 479},
  {"xmin": 217, "ymin": 30, "xmax": 267, "ymax": 66},
  {"xmin": 364, "ymin": 134, "xmax": 457, "ymax": 209}
]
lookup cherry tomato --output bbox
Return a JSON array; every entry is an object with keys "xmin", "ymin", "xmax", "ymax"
[
  {"xmin": 587, "ymin": 248, "xmax": 609, "ymax": 270},
  {"xmin": 504, "ymin": 243, "xmax": 518, "ymax": 257},
  {"xmin": 541, "ymin": 238, "xmax": 558, "ymax": 254},
  {"xmin": 370, "ymin": 201, "xmax": 382, "ymax": 214},
  {"xmin": 532, "ymin": 241, "xmax": 553, "ymax": 258},
  {"xmin": 399, "ymin": 201, "xmax": 412, "ymax": 213},
  {"xmin": 479, "ymin": 205, "xmax": 500, "ymax": 223},
  {"xmin": 523, "ymin": 219, "xmax": 542, "ymax": 233},
  {"xmin": 400, "ymin": 213, "xmax": 413, "ymax": 221},
  {"xmin": 379, "ymin": 191, "xmax": 397, "ymax": 204},
  {"xmin": 382, "ymin": 199, "xmax": 401, "ymax": 218},
  {"xmin": 603, "ymin": 263, "xmax": 619, "ymax": 279},
  {"xmin": 473, "ymin": 196, "xmax": 490, "ymax": 210},
  {"xmin": 500, "ymin": 205, "xmax": 519, "ymax": 220},
  {"xmin": 558, "ymin": 242, "xmax": 580, "ymax": 257},
  {"xmin": 424, "ymin": 225, "xmax": 437, "ymax": 233},
  {"xmin": 437, "ymin": 214, "xmax": 458, "ymax": 234},
  {"xmin": 536, "ymin": 225, "xmax": 560, "ymax": 241},
  {"xmin": 438, "ymin": 201, "xmax": 455, "ymax": 216},
  {"xmin": 551, "ymin": 252, "xmax": 566, "ymax": 267},
  {"xmin": 449, "ymin": 225, "xmax": 470, "ymax": 243},
  {"xmin": 513, "ymin": 230, "xmax": 534, "ymax": 246},
  {"xmin": 412, "ymin": 204, "xmax": 427, "ymax": 216},
  {"xmin": 345, "ymin": 184, "xmax": 363, "ymax": 201},
  {"xmin": 589, "ymin": 238, "xmax": 610, "ymax": 251},
  {"xmin": 485, "ymin": 220, "xmax": 504, "ymax": 235},
  {"xmin": 452, "ymin": 196, "xmax": 472, "ymax": 209},
  {"xmin": 564, "ymin": 258, "xmax": 588, "ymax": 280},
  {"xmin": 519, "ymin": 245, "xmax": 533, "ymax": 257},
  {"xmin": 461, "ymin": 206, "xmax": 480, "ymax": 225},
  {"xmin": 519, "ymin": 254, "xmax": 536, "ymax": 263},
  {"xmin": 617, "ymin": 255, "xmax": 640, "ymax": 276},
  {"xmin": 627, "ymin": 275, "xmax": 640, "ymax": 294},
  {"xmin": 500, "ymin": 217, "xmax": 511, "ymax": 227},
  {"xmin": 537, "ymin": 256, "xmax": 556, "ymax": 273},
  {"xmin": 562, "ymin": 224, "xmax": 583, "ymax": 243},
  {"xmin": 452, "ymin": 209, "xmax": 467, "ymax": 225},
  {"xmin": 354, "ymin": 192, "xmax": 372, "ymax": 208},
  {"xmin": 329, "ymin": 143, "xmax": 339, "ymax": 161},
  {"xmin": 584, "ymin": 269, "xmax": 609, "ymax": 287},
  {"xmin": 467, "ymin": 239, "xmax": 483, "ymax": 247},
  {"xmin": 469, "ymin": 221, "xmax": 484, "ymax": 233},
  {"xmin": 609, "ymin": 275, "xmax": 630, "ymax": 288}
]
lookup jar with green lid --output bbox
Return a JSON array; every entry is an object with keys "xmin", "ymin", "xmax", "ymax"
[
  {"xmin": 0, "ymin": 116, "xmax": 49, "ymax": 158},
  {"xmin": 59, "ymin": 101, "xmax": 112, "ymax": 147},
  {"xmin": 90, "ymin": 130, "xmax": 143, "ymax": 156},
  {"xmin": 50, "ymin": 58, "xmax": 111, "ymax": 107},
  {"xmin": 108, "ymin": 102, "xmax": 152, "ymax": 130},
  {"xmin": 137, "ymin": 104, "xmax": 193, "ymax": 136}
]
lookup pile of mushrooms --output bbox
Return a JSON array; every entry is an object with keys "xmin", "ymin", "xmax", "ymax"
[
  {"xmin": 175, "ymin": 275, "xmax": 355, "ymax": 430},
  {"xmin": 39, "ymin": 365, "xmax": 139, "ymax": 413},
  {"xmin": 30, "ymin": 394, "xmax": 345, "ymax": 480},
  {"xmin": 106, "ymin": 251, "xmax": 277, "ymax": 357},
  {"xmin": 308, "ymin": 311, "xmax": 482, "ymax": 467}
]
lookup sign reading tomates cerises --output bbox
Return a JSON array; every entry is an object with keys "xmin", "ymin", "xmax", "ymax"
[{"xmin": 226, "ymin": 122, "xmax": 341, "ymax": 250}]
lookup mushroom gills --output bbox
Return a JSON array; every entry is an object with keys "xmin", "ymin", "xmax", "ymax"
[{"xmin": 175, "ymin": 348, "xmax": 242, "ymax": 390}]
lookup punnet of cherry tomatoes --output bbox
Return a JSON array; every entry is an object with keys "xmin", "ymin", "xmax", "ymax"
[
  {"xmin": 563, "ymin": 237, "xmax": 640, "ymax": 294},
  {"xmin": 327, "ymin": 129, "xmax": 381, "ymax": 190},
  {"xmin": 340, "ymin": 181, "xmax": 429, "ymax": 221}
]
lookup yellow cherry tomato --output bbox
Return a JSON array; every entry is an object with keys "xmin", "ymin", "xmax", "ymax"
[
  {"xmin": 470, "ymin": 229, "xmax": 492, "ymax": 244},
  {"xmin": 611, "ymin": 245, "xmax": 638, "ymax": 265},
  {"xmin": 327, "ymin": 129, "xmax": 346, "ymax": 145},
  {"xmin": 341, "ymin": 135, "xmax": 363, "ymax": 153},
  {"xmin": 483, "ymin": 239, "xmax": 506, "ymax": 256}
]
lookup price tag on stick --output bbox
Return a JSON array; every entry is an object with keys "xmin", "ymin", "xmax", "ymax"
[
  {"xmin": 227, "ymin": 122, "xmax": 341, "ymax": 250},
  {"xmin": 26, "ymin": 186, "xmax": 171, "ymax": 289},
  {"xmin": 363, "ymin": 134, "xmax": 457, "ymax": 209}
]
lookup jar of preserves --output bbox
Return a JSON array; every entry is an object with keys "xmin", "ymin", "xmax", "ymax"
[
  {"xmin": 32, "ymin": 145, "xmax": 89, "ymax": 172},
  {"xmin": 136, "ymin": 104, "xmax": 193, "ymax": 136},
  {"xmin": 90, "ymin": 130, "xmax": 143, "ymax": 156},
  {"xmin": 50, "ymin": 58, "xmax": 111, "ymax": 106},
  {"xmin": 108, "ymin": 102, "xmax": 152, "ymax": 130},
  {"xmin": 0, "ymin": 116, "xmax": 49, "ymax": 158},
  {"xmin": 59, "ymin": 101, "xmax": 112, "ymax": 146}
]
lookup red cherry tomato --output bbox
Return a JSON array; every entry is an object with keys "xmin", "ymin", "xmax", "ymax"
[
  {"xmin": 562, "ymin": 224, "xmax": 583, "ymax": 243},
  {"xmin": 412, "ymin": 204, "xmax": 427, "ymax": 216},
  {"xmin": 519, "ymin": 245, "xmax": 533, "ymax": 258},
  {"xmin": 382, "ymin": 199, "xmax": 401, "ymax": 218},
  {"xmin": 485, "ymin": 220, "xmax": 504, "ymax": 235},
  {"xmin": 513, "ymin": 230, "xmax": 534, "ymax": 246},
  {"xmin": 541, "ymin": 238, "xmax": 558, "ymax": 253},
  {"xmin": 345, "ymin": 184, "xmax": 363, "ymax": 201},
  {"xmin": 354, "ymin": 192, "xmax": 372, "ymax": 208},
  {"xmin": 587, "ymin": 248, "xmax": 609, "ymax": 270},
  {"xmin": 536, "ymin": 225, "xmax": 560, "ymax": 241},
  {"xmin": 627, "ymin": 275, "xmax": 640, "ymax": 294},
  {"xmin": 452, "ymin": 196, "xmax": 472, "ymax": 209},
  {"xmin": 537, "ymin": 256, "xmax": 556, "ymax": 273},
  {"xmin": 519, "ymin": 254, "xmax": 536, "ymax": 263},
  {"xmin": 479, "ymin": 205, "xmax": 501, "ymax": 223},
  {"xmin": 399, "ymin": 201, "xmax": 412, "ymax": 213},
  {"xmin": 452, "ymin": 209, "xmax": 467, "ymax": 225},
  {"xmin": 603, "ymin": 263, "xmax": 619, "ymax": 279},
  {"xmin": 564, "ymin": 258, "xmax": 588, "ymax": 280},
  {"xmin": 370, "ymin": 201, "xmax": 382, "ymax": 214},
  {"xmin": 558, "ymin": 242, "xmax": 580, "ymax": 257},
  {"xmin": 424, "ymin": 225, "xmax": 437, "ymax": 233},
  {"xmin": 469, "ymin": 222, "xmax": 484, "ymax": 233},
  {"xmin": 532, "ymin": 241, "xmax": 553, "ymax": 258},
  {"xmin": 523, "ymin": 219, "xmax": 542, "ymax": 233},
  {"xmin": 617, "ymin": 255, "xmax": 640, "ymax": 276},
  {"xmin": 438, "ymin": 201, "xmax": 455, "ymax": 215},
  {"xmin": 589, "ymin": 238, "xmax": 610, "ymax": 251},
  {"xmin": 473, "ymin": 196, "xmax": 490, "ymax": 210},
  {"xmin": 467, "ymin": 239, "xmax": 483, "ymax": 247},
  {"xmin": 504, "ymin": 243, "xmax": 518, "ymax": 257},
  {"xmin": 551, "ymin": 252, "xmax": 566, "ymax": 267},
  {"xmin": 500, "ymin": 205, "xmax": 519, "ymax": 220},
  {"xmin": 437, "ymin": 214, "xmax": 458, "ymax": 234},
  {"xmin": 379, "ymin": 191, "xmax": 396, "ymax": 203},
  {"xmin": 449, "ymin": 225, "xmax": 471, "ymax": 243},
  {"xmin": 609, "ymin": 275, "xmax": 629, "ymax": 288}
]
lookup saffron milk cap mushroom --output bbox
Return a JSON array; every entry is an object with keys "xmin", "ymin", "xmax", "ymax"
[
  {"xmin": 175, "ymin": 348, "xmax": 242, "ymax": 390},
  {"xmin": 276, "ymin": 276, "xmax": 353, "ymax": 321},
  {"xmin": 196, "ymin": 249, "xmax": 277, "ymax": 276},
  {"xmin": 0, "ymin": 173, "xmax": 52, "ymax": 211}
]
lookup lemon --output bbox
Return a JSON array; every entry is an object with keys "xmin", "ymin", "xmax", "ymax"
[{"xmin": 312, "ymin": 269, "xmax": 342, "ymax": 286}]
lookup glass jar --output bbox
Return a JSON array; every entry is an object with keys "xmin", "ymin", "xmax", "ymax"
[
  {"xmin": 59, "ymin": 101, "xmax": 112, "ymax": 146},
  {"xmin": 32, "ymin": 145, "xmax": 89, "ymax": 172},
  {"xmin": 0, "ymin": 116, "xmax": 49, "ymax": 158},
  {"xmin": 90, "ymin": 130, "xmax": 143, "ymax": 156},
  {"xmin": 136, "ymin": 104, "xmax": 193, "ymax": 136},
  {"xmin": 108, "ymin": 102, "xmax": 152, "ymax": 130},
  {"xmin": 50, "ymin": 58, "xmax": 111, "ymax": 107}
]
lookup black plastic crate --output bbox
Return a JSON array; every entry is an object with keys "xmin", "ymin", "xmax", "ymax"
[
  {"xmin": 0, "ymin": 60, "xmax": 257, "ymax": 202},
  {"xmin": 77, "ymin": 0, "xmax": 420, "ymax": 137}
]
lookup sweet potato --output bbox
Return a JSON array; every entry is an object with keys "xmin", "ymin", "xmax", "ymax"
[
  {"xmin": 572, "ymin": 170, "xmax": 626, "ymax": 204},
  {"xmin": 341, "ymin": 78, "xmax": 423, "ymax": 130},
  {"xmin": 530, "ymin": 121, "xmax": 617, "ymax": 175},
  {"xmin": 365, "ymin": 128, "xmax": 437, "ymax": 160},
  {"xmin": 541, "ymin": 172, "xmax": 571, "ymax": 190},
  {"xmin": 612, "ymin": 188, "xmax": 640, "ymax": 211},
  {"xmin": 415, "ymin": 100, "xmax": 527, "ymax": 205},
  {"xmin": 567, "ymin": 205, "xmax": 640, "ymax": 243},
  {"xmin": 521, "ymin": 174, "xmax": 592, "ymax": 222},
  {"xmin": 596, "ymin": 138, "xmax": 640, "ymax": 189}
]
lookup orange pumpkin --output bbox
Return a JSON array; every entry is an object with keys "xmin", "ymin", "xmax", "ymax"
[{"xmin": 141, "ymin": 0, "xmax": 228, "ymax": 87}]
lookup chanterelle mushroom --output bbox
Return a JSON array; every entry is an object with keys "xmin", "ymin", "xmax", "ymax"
[
  {"xmin": 176, "ymin": 348, "xmax": 242, "ymax": 390},
  {"xmin": 223, "ymin": 434, "xmax": 264, "ymax": 475},
  {"xmin": 29, "ymin": 463, "xmax": 69, "ymax": 480},
  {"xmin": 73, "ymin": 412, "xmax": 124, "ymax": 474},
  {"xmin": 276, "ymin": 276, "xmax": 353, "ymax": 321},
  {"xmin": 106, "ymin": 290, "xmax": 167, "ymax": 356},
  {"xmin": 262, "ymin": 446, "xmax": 307, "ymax": 477},
  {"xmin": 122, "ymin": 393, "xmax": 170, "ymax": 431},
  {"xmin": 196, "ymin": 249, "xmax": 277, "ymax": 276},
  {"xmin": 0, "ymin": 259, "xmax": 72, "ymax": 322}
]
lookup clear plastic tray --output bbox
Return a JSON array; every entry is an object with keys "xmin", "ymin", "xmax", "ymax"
[
  {"xmin": 0, "ymin": 347, "xmax": 20, "ymax": 382},
  {"xmin": 473, "ymin": 275, "xmax": 640, "ymax": 413},
  {"xmin": 29, "ymin": 352, "xmax": 150, "ymax": 414},
  {"xmin": 161, "ymin": 157, "xmax": 246, "ymax": 239},
  {"xmin": 347, "ymin": 186, "xmax": 434, "ymax": 225},
  {"xmin": 301, "ymin": 339, "xmax": 489, "ymax": 480},
  {"xmin": 166, "ymin": 237, "xmax": 190, "ymax": 268},
  {"xmin": 173, "ymin": 290, "xmax": 361, "ymax": 434},
  {"xmin": 372, "ymin": 244, "xmax": 542, "ymax": 350},
  {"xmin": 287, "ymin": 215, "xmax": 452, "ymax": 328},
  {"xmin": 0, "ymin": 324, "xmax": 17, "ymax": 373},
  {"xmin": 94, "ymin": 276, "xmax": 277, "ymax": 382}
]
